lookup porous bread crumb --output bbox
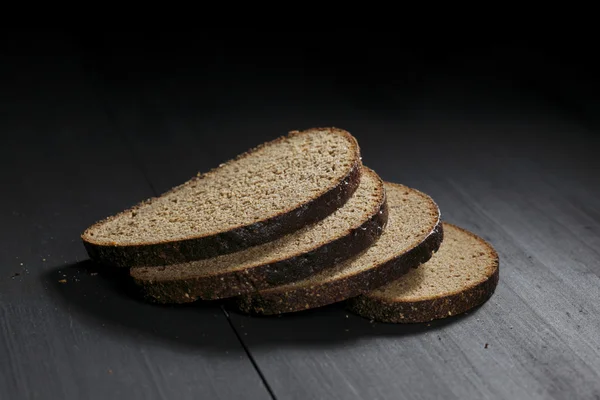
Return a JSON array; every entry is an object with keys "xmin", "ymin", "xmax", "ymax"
[
  {"xmin": 257, "ymin": 183, "xmax": 440, "ymax": 292},
  {"xmin": 131, "ymin": 168, "xmax": 383, "ymax": 281},
  {"xmin": 368, "ymin": 224, "xmax": 497, "ymax": 302},
  {"xmin": 84, "ymin": 128, "xmax": 357, "ymax": 245}
]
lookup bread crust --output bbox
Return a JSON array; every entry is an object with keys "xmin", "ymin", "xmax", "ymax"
[
  {"xmin": 236, "ymin": 219, "xmax": 444, "ymax": 315},
  {"xmin": 347, "ymin": 223, "xmax": 499, "ymax": 323},
  {"xmin": 131, "ymin": 175, "xmax": 388, "ymax": 302},
  {"xmin": 82, "ymin": 128, "xmax": 362, "ymax": 268}
]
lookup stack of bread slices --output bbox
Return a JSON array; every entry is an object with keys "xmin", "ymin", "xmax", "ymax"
[{"xmin": 82, "ymin": 128, "xmax": 499, "ymax": 323}]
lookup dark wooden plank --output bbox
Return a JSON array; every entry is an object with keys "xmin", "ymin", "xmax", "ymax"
[
  {"xmin": 224, "ymin": 114, "xmax": 600, "ymax": 400},
  {"xmin": 0, "ymin": 34, "xmax": 270, "ymax": 400},
  {"xmin": 89, "ymin": 38, "xmax": 600, "ymax": 400},
  {"xmin": 214, "ymin": 73, "xmax": 598, "ymax": 399}
]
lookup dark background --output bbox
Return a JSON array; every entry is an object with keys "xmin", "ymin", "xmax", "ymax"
[{"xmin": 1, "ymin": 31, "xmax": 599, "ymax": 399}]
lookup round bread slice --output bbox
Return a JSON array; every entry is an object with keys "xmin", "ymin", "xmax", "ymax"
[
  {"xmin": 236, "ymin": 182, "xmax": 443, "ymax": 315},
  {"xmin": 131, "ymin": 168, "xmax": 387, "ymax": 302},
  {"xmin": 348, "ymin": 223, "xmax": 499, "ymax": 323},
  {"xmin": 82, "ymin": 127, "xmax": 362, "ymax": 268}
]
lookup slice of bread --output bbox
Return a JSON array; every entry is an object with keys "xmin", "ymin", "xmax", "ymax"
[
  {"xmin": 131, "ymin": 168, "xmax": 387, "ymax": 302},
  {"xmin": 236, "ymin": 182, "xmax": 443, "ymax": 315},
  {"xmin": 348, "ymin": 223, "xmax": 499, "ymax": 323},
  {"xmin": 82, "ymin": 128, "xmax": 362, "ymax": 268}
]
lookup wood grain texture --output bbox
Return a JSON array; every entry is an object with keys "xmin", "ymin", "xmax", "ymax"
[
  {"xmin": 0, "ymin": 35, "xmax": 269, "ymax": 400},
  {"xmin": 103, "ymin": 56, "xmax": 600, "ymax": 399},
  {"xmin": 114, "ymin": 71, "xmax": 600, "ymax": 398},
  {"xmin": 219, "ymin": 79, "xmax": 600, "ymax": 399},
  {"xmin": 224, "ymin": 115, "xmax": 600, "ymax": 399},
  {"xmin": 3, "ymin": 33, "xmax": 600, "ymax": 400}
]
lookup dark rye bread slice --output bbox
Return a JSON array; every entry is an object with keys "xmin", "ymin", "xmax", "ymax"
[
  {"xmin": 348, "ymin": 223, "xmax": 499, "ymax": 323},
  {"xmin": 236, "ymin": 183, "xmax": 443, "ymax": 315},
  {"xmin": 131, "ymin": 168, "xmax": 387, "ymax": 302},
  {"xmin": 82, "ymin": 127, "xmax": 362, "ymax": 268}
]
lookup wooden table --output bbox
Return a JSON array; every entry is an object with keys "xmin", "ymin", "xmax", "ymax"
[{"xmin": 1, "ymin": 33, "xmax": 599, "ymax": 400}]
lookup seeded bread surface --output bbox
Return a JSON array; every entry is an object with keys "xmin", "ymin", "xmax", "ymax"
[
  {"xmin": 132, "ymin": 168, "xmax": 387, "ymax": 301},
  {"xmin": 82, "ymin": 128, "xmax": 362, "ymax": 267}
]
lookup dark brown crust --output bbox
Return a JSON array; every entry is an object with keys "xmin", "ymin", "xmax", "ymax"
[
  {"xmin": 236, "ymin": 220, "xmax": 444, "ymax": 315},
  {"xmin": 132, "ymin": 184, "xmax": 389, "ymax": 303},
  {"xmin": 81, "ymin": 128, "xmax": 362, "ymax": 268},
  {"xmin": 347, "ymin": 224, "xmax": 500, "ymax": 324}
]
